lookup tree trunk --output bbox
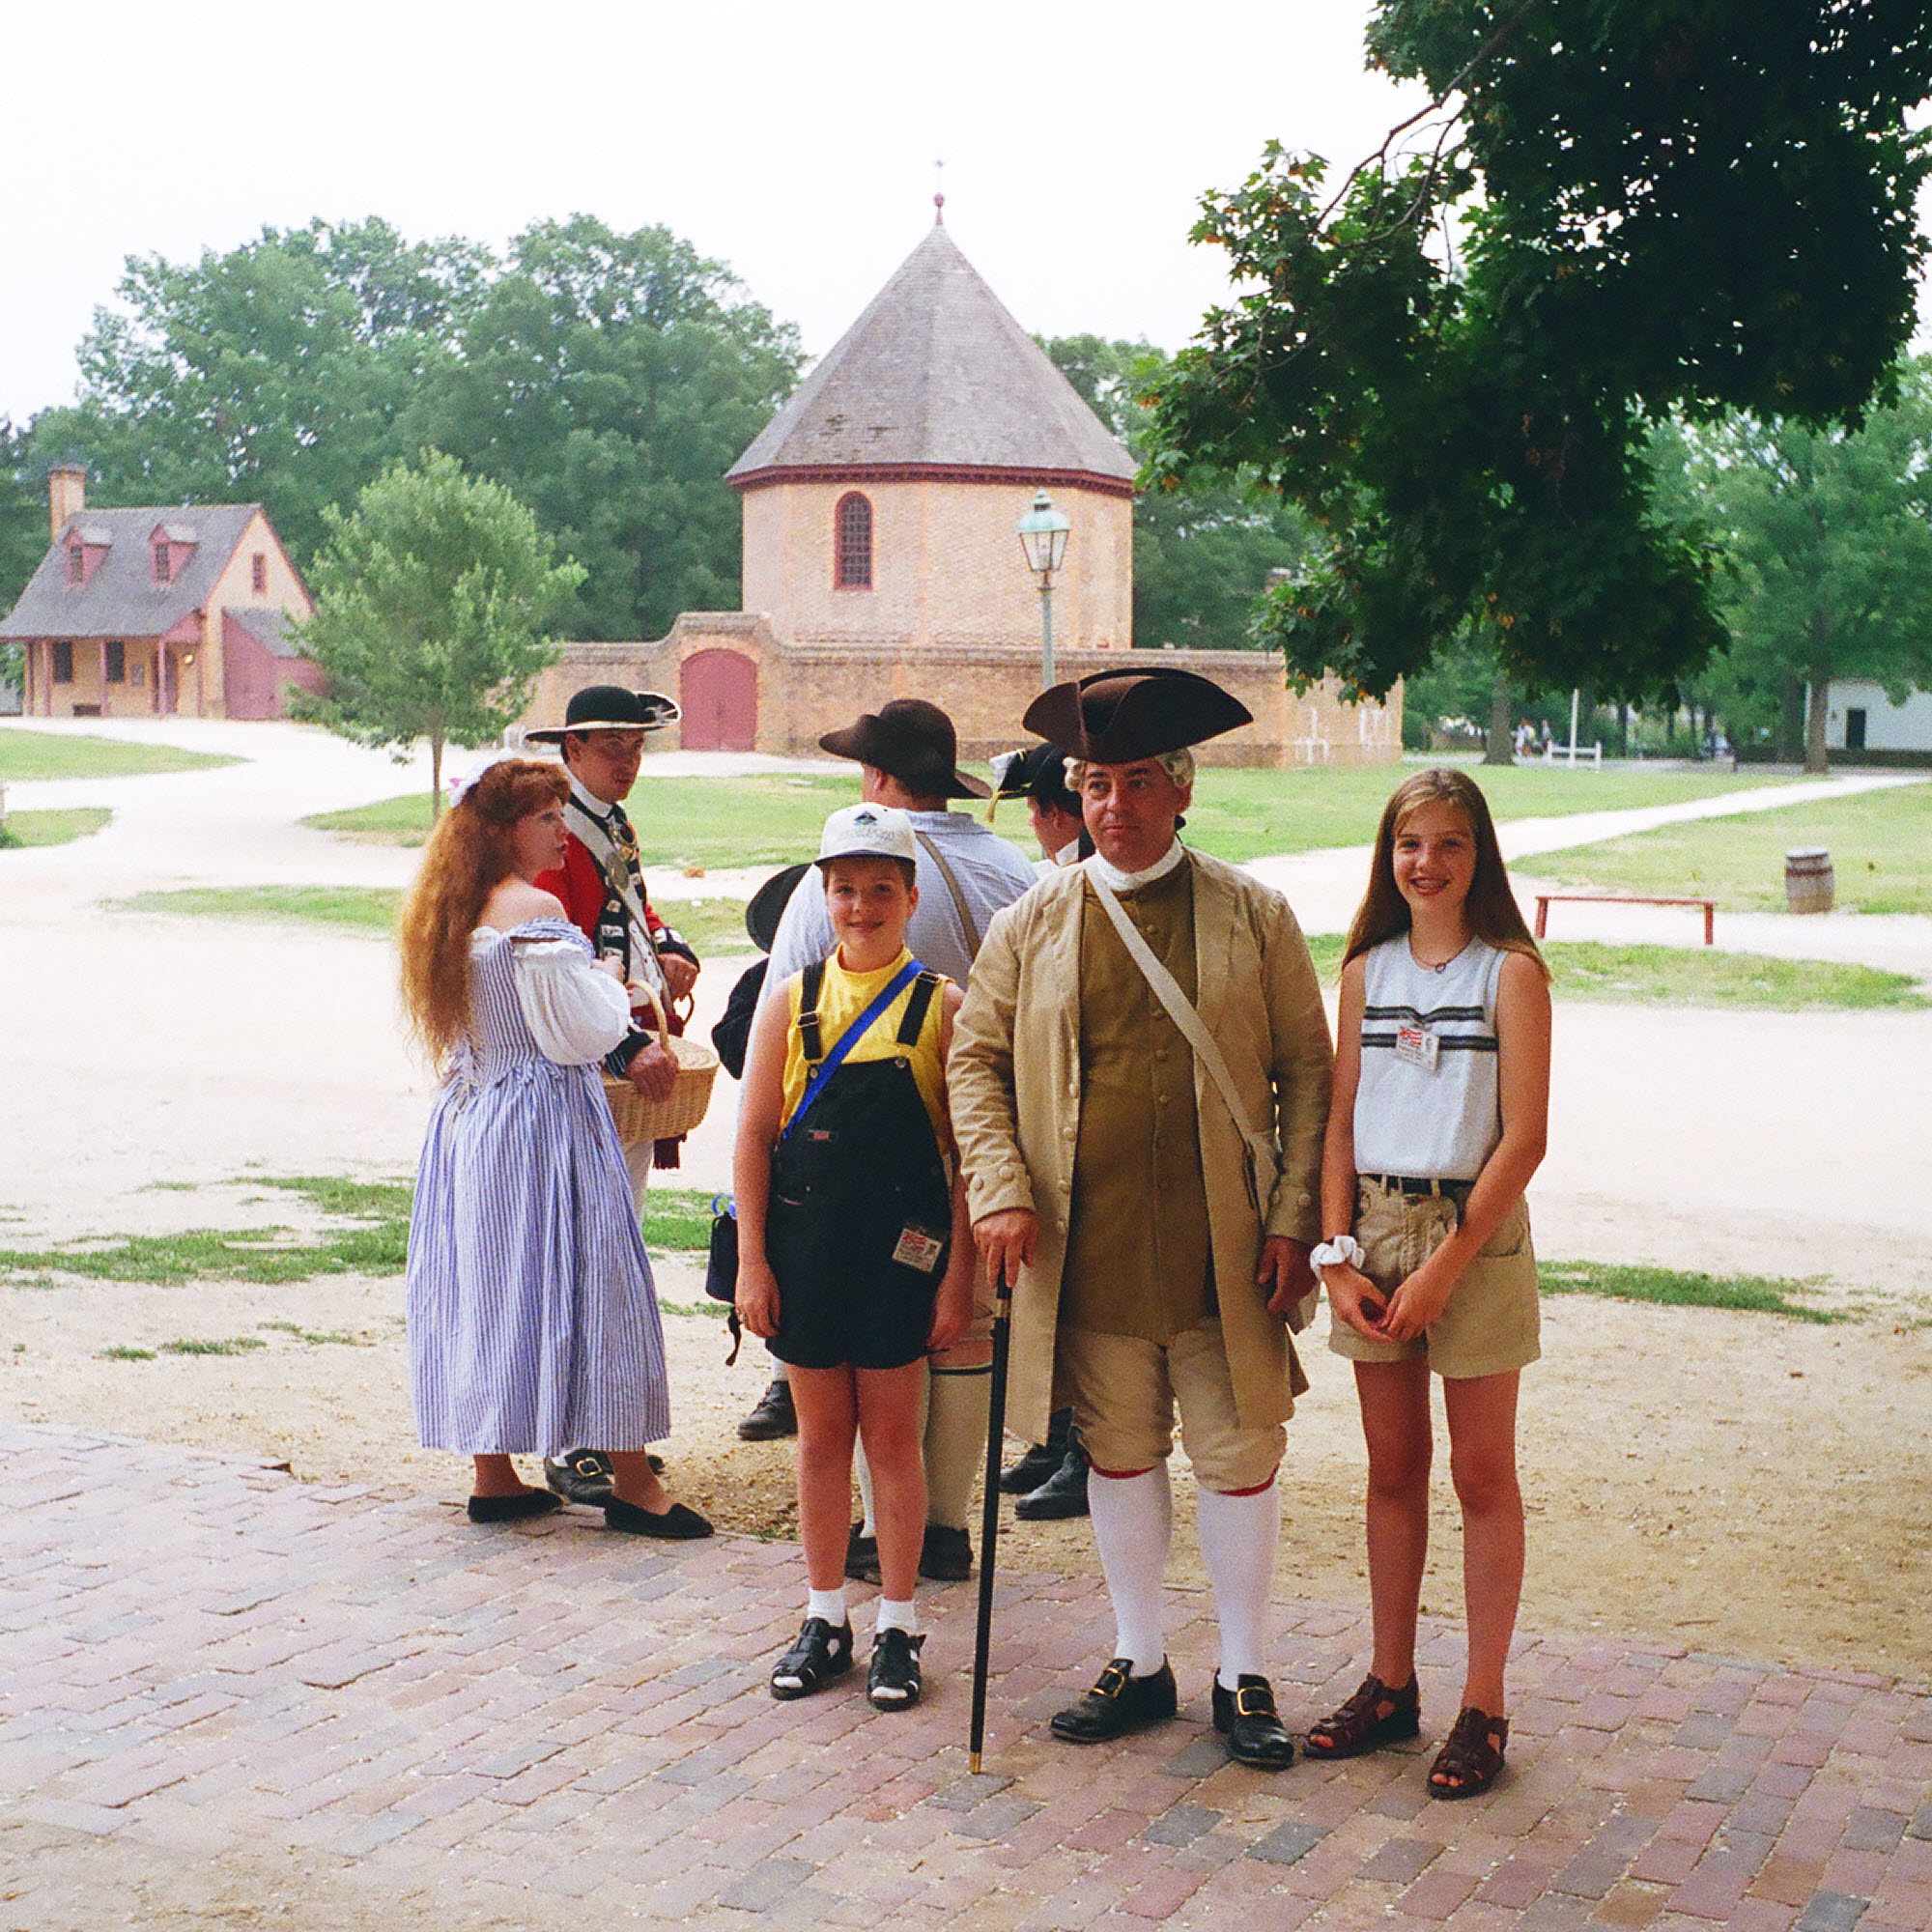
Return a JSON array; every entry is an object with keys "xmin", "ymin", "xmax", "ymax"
[
  {"xmin": 1803, "ymin": 669, "xmax": 1831, "ymax": 776},
  {"xmin": 1482, "ymin": 674, "xmax": 1514, "ymax": 766},
  {"xmin": 1778, "ymin": 676, "xmax": 1804, "ymax": 762},
  {"xmin": 430, "ymin": 734, "xmax": 445, "ymax": 819}
]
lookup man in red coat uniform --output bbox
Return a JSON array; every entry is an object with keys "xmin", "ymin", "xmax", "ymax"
[{"xmin": 526, "ymin": 684, "xmax": 701, "ymax": 1502}]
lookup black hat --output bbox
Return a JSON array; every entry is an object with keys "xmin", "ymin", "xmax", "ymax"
[
  {"xmin": 1023, "ymin": 668, "xmax": 1251, "ymax": 764},
  {"xmin": 818, "ymin": 697, "xmax": 989, "ymax": 800},
  {"xmin": 525, "ymin": 685, "xmax": 680, "ymax": 744},
  {"xmin": 988, "ymin": 742, "xmax": 1077, "ymax": 813},
  {"xmin": 745, "ymin": 863, "xmax": 810, "ymax": 954}
]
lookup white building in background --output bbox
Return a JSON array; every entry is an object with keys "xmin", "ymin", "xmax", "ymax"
[{"xmin": 1822, "ymin": 679, "xmax": 1932, "ymax": 754}]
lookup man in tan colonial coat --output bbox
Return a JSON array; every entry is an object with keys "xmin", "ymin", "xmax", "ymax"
[{"xmin": 950, "ymin": 668, "xmax": 1332, "ymax": 1770}]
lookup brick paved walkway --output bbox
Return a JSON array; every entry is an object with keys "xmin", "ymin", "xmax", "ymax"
[{"xmin": 3, "ymin": 1424, "xmax": 1928, "ymax": 1931}]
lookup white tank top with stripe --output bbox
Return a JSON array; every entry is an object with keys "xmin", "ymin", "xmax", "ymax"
[{"xmin": 1352, "ymin": 934, "xmax": 1507, "ymax": 1180}]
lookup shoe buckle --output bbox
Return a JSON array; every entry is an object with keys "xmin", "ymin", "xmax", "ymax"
[
  {"xmin": 1235, "ymin": 1685, "xmax": 1275, "ymax": 1719},
  {"xmin": 1094, "ymin": 1662, "xmax": 1131, "ymax": 1698}
]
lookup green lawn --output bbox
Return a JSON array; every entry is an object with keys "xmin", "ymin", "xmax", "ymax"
[
  {"xmin": 308, "ymin": 762, "xmax": 1797, "ymax": 866},
  {"xmin": 0, "ymin": 808, "xmax": 111, "ymax": 849},
  {"xmin": 109, "ymin": 884, "xmax": 757, "ymax": 956},
  {"xmin": 0, "ymin": 727, "xmax": 239, "ymax": 781},
  {"xmin": 1541, "ymin": 781, "xmax": 1932, "ymax": 915}
]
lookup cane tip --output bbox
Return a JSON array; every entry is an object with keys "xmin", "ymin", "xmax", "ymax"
[{"xmin": 968, "ymin": 1749, "xmax": 982, "ymax": 1775}]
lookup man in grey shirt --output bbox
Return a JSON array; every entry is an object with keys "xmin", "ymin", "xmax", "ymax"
[{"xmin": 746, "ymin": 699, "xmax": 1035, "ymax": 1585}]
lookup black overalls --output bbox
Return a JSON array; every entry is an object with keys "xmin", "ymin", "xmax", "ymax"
[{"xmin": 766, "ymin": 963, "xmax": 952, "ymax": 1371}]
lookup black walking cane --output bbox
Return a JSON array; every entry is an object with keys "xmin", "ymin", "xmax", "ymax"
[{"xmin": 968, "ymin": 1264, "xmax": 1015, "ymax": 1773}]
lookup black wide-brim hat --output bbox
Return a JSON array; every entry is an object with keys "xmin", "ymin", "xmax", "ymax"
[
  {"xmin": 818, "ymin": 697, "xmax": 989, "ymax": 800},
  {"xmin": 525, "ymin": 684, "xmax": 681, "ymax": 743},
  {"xmin": 1023, "ymin": 668, "xmax": 1252, "ymax": 763},
  {"xmin": 744, "ymin": 862, "xmax": 810, "ymax": 954}
]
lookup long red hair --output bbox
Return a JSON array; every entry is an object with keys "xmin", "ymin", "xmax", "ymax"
[
  {"xmin": 1344, "ymin": 767, "xmax": 1548, "ymax": 978},
  {"xmin": 398, "ymin": 758, "xmax": 570, "ymax": 1063}
]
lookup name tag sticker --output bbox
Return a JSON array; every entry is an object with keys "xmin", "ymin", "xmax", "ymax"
[
  {"xmin": 1395, "ymin": 1023, "xmax": 1440, "ymax": 1072},
  {"xmin": 892, "ymin": 1226, "xmax": 945, "ymax": 1274}
]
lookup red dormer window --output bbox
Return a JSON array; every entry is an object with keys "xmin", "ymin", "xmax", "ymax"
[
  {"xmin": 67, "ymin": 543, "xmax": 85, "ymax": 585},
  {"xmin": 153, "ymin": 539, "xmax": 172, "ymax": 583},
  {"xmin": 835, "ymin": 492, "xmax": 873, "ymax": 589}
]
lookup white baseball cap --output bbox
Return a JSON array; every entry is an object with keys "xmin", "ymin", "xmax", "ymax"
[{"xmin": 816, "ymin": 803, "xmax": 918, "ymax": 867}]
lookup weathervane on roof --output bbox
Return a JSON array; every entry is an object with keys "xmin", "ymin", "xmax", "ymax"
[{"xmin": 934, "ymin": 158, "xmax": 945, "ymax": 225}]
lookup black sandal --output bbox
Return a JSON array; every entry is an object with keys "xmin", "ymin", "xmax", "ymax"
[
  {"xmin": 1305, "ymin": 1672, "xmax": 1421, "ymax": 1759},
  {"xmin": 770, "ymin": 1617, "xmax": 854, "ymax": 1700},
  {"xmin": 1428, "ymin": 1705, "xmax": 1509, "ymax": 1799}
]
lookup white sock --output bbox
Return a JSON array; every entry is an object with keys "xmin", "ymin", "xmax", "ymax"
[
  {"xmin": 875, "ymin": 1597, "xmax": 919, "ymax": 1635},
  {"xmin": 1196, "ymin": 1478, "xmax": 1281, "ymax": 1688},
  {"xmin": 857, "ymin": 1368, "xmax": 930, "ymax": 1537},
  {"xmin": 1087, "ymin": 1463, "xmax": 1172, "ymax": 1675},
  {"xmin": 924, "ymin": 1366, "xmax": 991, "ymax": 1528},
  {"xmin": 808, "ymin": 1587, "xmax": 847, "ymax": 1626}
]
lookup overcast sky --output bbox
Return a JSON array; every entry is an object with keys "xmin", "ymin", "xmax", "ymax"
[{"xmin": 1, "ymin": 1, "xmax": 1430, "ymax": 425}]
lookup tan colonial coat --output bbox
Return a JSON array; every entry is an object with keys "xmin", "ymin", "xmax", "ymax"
[{"xmin": 949, "ymin": 849, "xmax": 1333, "ymax": 1444}]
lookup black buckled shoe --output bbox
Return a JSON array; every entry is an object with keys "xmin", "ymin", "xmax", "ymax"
[
  {"xmin": 867, "ymin": 1628, "xmax": 925, "ymax": 1710},
  {"xmin": 1014, "ymin": 1443, "xmax": 1090, "ymax": 1520},
  {"xmin": 544, "ymin": 1448, "xmax": 663, "ymax": 1503},
  {"xmin": 999, "ymin": 1408, "xmax": 1073, "ymax": 1493},
  {"xmin": 1049, "ymin": 1659, "xmax": 1178, "ymax": 1744},
  {"xmin": 737, "ymin": 1378, "xmax": 798, "ymax": 1441},
  {"xmin": 1212, "ymin": 1673, "xmax": 1295, "ymax": 1771},
  {"xmin": 770, "ymin": 1618, "xmax": 854, "ymax": 1700}
]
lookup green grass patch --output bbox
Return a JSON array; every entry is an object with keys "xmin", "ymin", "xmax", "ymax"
[
  {"xmin": 0, "ymin": 728, "xmax": 240, "ymax": 781},
  {"xmin": 99, "ymin": 1345, "xmax": 156, "ymax": 1361},
  {"xmin": 0, "ymin": 807, "xmax": 111, "ymax": 849},
  {"xmin": 257, "ymin": 1320, "xmax": 370, "ymax": 1347},
  {"xmin": 1542, "ymin": 1261, "xmax": 1842, "ymax": 1322},
  {"xmin": 0, "ymin": 1175, "xmax": 411, "ymax": 1286},
  {"xmin": 110, "ymin": 885, "xmax": 403, "ymax": 932},
  {"xmin": 658, "ymin": 1300, "xmax": 732, "ymax": 1321},
  {"xmin": 308, "ymin": 763, "xmax": 1796, "ymax": 867},
  {"xmin": 1540, "ymin": 780, "xmax": 1932, "ymax": 916},
  {"xmin": 158, "ymin": 1336, "xmax": 268, "ymax": 1356},
  {"xmin": 1544, "ymin": 941, "xmax": 1926, "ymax": 1010},
  {"xmin": 642, "ymin": 1187, "xmax": 724, "ymax": 1252}
]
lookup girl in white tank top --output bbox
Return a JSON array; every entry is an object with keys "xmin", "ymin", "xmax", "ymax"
[{"xmin": 1307, "ymin": 770, "xmax": 1552, "ymax": 1802}]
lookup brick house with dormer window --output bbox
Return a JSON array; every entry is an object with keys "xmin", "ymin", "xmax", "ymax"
[{"xmin": 1, "ymin": 467, "xmax": 322, "ymax": 720}]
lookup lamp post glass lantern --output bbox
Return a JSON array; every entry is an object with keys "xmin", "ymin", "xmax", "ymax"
[{"xmin": 1016, "ymin": 489, "xmax": 1071, "ymax": 685}]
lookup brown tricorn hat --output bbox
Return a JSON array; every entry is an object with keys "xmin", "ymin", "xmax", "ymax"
[
  {"xmin": 1022, "ymin": 668, "xmax": 1252, "ymax": 763},
  {"xmin": 818, "ymin": 697, "xmax": 989, "ymax": 800}
]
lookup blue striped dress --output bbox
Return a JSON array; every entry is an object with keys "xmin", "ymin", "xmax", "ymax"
[{"xmin": 407, "ymin": 917, "xmax": 671, "ymax": 1454}]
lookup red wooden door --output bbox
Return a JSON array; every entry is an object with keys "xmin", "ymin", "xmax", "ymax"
[{"xmin": 679, "ymin": 649, "xmax": 757, "ymax": 752}]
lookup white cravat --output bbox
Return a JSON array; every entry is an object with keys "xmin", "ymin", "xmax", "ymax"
[{"xmin": 1084, "ymin": 839, "xmax": 1186, "ymax": 895}]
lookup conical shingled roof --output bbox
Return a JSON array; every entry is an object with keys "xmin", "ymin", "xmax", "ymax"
[{"xmin": 727, "ymin": 224, "xmax": 1137, "ymax": 489}]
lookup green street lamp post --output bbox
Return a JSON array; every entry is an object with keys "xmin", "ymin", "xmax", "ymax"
[{"xmin": 1016, "ymin": 489, "xmax": 1072, "ymax": 686}]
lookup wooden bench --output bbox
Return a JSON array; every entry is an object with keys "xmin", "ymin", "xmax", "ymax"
[{"xmin": 1534, "ymin": 893, "xmax": 1716, "ymax": 946}]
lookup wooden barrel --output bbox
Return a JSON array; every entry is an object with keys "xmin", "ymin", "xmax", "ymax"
[{"xmin": 1784, "ymin": 847, "xmax": 1833, "ymax": 914}]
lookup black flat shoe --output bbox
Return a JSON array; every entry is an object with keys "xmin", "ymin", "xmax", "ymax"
[
  {"xmin": 1049, "ymin": 1659, "xmax": 1178, "ymax": 1744},
  {"xmin": 999, "ymin": 1408, "xmax": 1073, "ymax": 1493},
  {"xmin": 919, "ymin": 1523, "xmax": 974, "ymax": 1581},
  {"xmin": 545, "ymin": 1449, "xmax": 663, "ymax": 1503},
  {"xmin": 1014, "ymin": 1445, "xmax": 1090, "ymax": 1520},
  {"xmin": 770, "ymin": 1618, "xmax": 854, "ymax": 1700},
  {"xmin": 467, "ymin": 1490, "xmax": 564, "ymax": 1524},
  {"xmin": 604, "ymin": 1496, "xmax": 713, "ymax": 1540},
  {"xmin": 1212, "ymin": 1674, "xmax": 1295, "ymax": 1771},
  {"xmin": 845, "ymin": 1520, "xmax": 881, "ymax": 1585}
]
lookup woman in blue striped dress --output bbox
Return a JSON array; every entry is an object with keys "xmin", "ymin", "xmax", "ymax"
[{"xmin": 399, "ymin": 756, "xmax": 710, "ymax": 1537}]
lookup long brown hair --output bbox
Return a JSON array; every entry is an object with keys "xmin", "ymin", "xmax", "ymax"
[
  {"xmin": 1344, "ymin": 767, "xmax": 1548, "ymax": 978},
  {"xmin": 398, "ymin": 757, "xmax": 571, "ymax": 1062}
]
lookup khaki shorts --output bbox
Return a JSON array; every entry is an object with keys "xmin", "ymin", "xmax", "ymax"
[
  {"xmin": 1326, "ymin": 1181, "xmax": 1541, "ymax": 1380},
  {"xmin": 1057, "ymin": 1321, "xmax": 1285, "ymax": 1492}
]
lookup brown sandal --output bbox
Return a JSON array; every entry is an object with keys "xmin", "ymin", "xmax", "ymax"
[
  {"xmin": 1429, "ymin": 1705, "xmax": 1509, "ymax": 1799},
  {"xmin": 1305, "ymin": 1672, "xmax": 1421, "ymax": 1759}
]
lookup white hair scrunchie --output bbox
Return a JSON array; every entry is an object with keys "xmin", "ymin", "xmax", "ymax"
[{"xmin": 447, "ymin": 752, "xmax": 518, "ymax": 810}]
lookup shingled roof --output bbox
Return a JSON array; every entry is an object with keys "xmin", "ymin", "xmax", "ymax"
[
  {"xmin": 1, "ymin": 503, "xmax": 263, "ymax": 639},
  {"xmin": 727, "ymin": 223, "xmax": 1137, "ymax": 491}
]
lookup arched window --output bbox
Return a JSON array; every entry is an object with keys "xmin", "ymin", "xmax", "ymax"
[{"xmin": 835, "ymin": 492, "xmax": 873, "ymax": 589}]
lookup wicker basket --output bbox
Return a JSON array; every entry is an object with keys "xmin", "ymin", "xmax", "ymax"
[{"xmin": 602, "ymin": 988, "xmax": 719, "ymax": 1144}]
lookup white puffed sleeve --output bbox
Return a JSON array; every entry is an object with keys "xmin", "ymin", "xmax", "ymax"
[{"xmin": 512, "ymin": 939, "xmax": 634, "ymax": 1065}]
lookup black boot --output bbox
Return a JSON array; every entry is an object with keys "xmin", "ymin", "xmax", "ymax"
[
  {"xmin": 1014, "ymin": 1437, "xmax": 1090, "ymax": 1520},
  {"xmin": 737, "ymin": 1378, "xmax": 797, "ymax": 1441},
  {"xmin": 999, "ymin": 1406, "xmax": 1072, "ymax": 1494}
]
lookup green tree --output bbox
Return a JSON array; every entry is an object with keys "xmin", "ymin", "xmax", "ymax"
[
  {"xmin": 32, "ymin": 219, "xmax": 486, "ymax": 569},
  {"xmin": 420, "ymin": 216, "xmax": 801, "ymax": 639},
  {"xmin": 1666, "ymin": 359, "xmax": 1932, "ymax": 772},
  {"xmin": 294, "ymin": 452, "xmax": 585, "ymax": 809},
  {"xmin": 1146, "ymin": 1, "xmax": 1932, "ymax": 707},
  {"xmin": 1037, "ymin": 334, "xmax": 1316, "ymax": 651},
  {"xmin": 0, "ymin": 422, "xmax": 47, "ymax": 691}
]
